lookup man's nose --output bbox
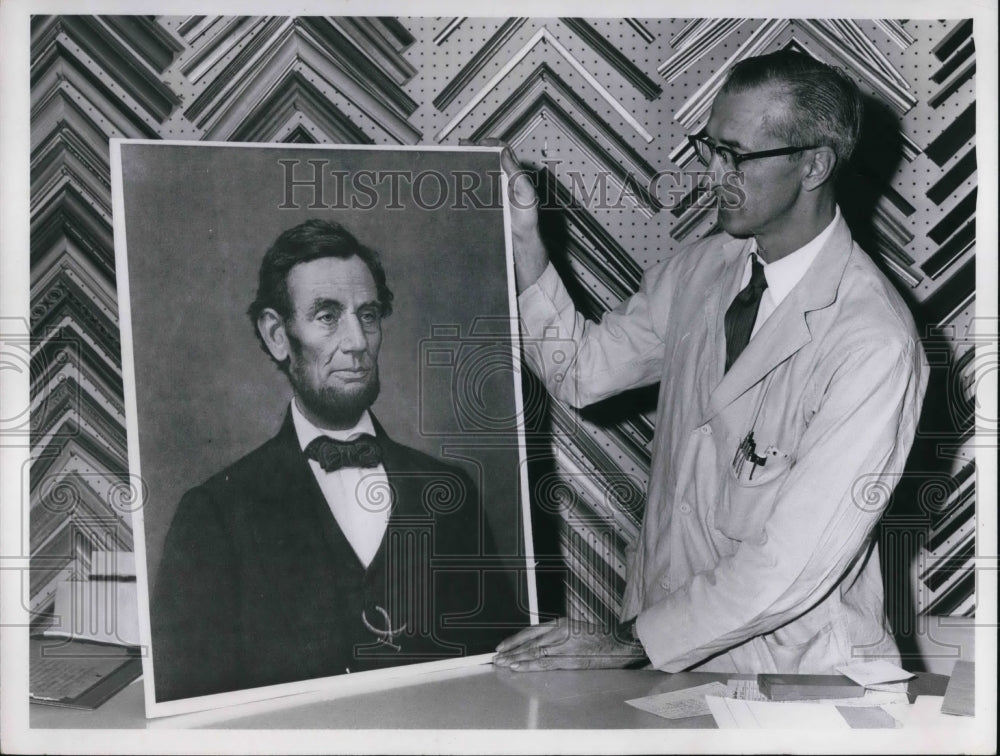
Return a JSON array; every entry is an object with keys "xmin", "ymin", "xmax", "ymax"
[
  {"xmin": 339, "ymin": 315, "xmax": 368, "ymax": 352},
  {"xmin": 704, "ymin": 151, "xmax": 730, "ymax": 187}
]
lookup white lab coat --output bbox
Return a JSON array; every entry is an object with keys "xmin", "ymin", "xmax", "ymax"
[{"xmin": 518, "ymin": 216, "xmax": 928, "ymax": 673}]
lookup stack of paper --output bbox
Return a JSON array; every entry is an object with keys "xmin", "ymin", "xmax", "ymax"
[
  {"xmin": 757, "ymin": 673, "xmax": 863, "ymax": 701},
  {"xmin": 726, "ymin": 678, "xmax": 909, "ymax": 707}
]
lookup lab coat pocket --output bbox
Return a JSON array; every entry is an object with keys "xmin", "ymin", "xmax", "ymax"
[{"xmin": 717, "ymin": 452, "xmax": 793, "ymax": 543}]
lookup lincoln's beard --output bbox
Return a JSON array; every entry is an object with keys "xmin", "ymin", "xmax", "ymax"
[
  {"xmin": 286, "ymin": 347, "xmax": 381, "ymax": 428},
  {"xmin": 291, "ymin": 364, "xmax": 381, "ymax": 428}
]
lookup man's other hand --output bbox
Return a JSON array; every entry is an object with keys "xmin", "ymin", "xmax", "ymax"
[{"xmin": 492, "ymin": 617, "xmax": 646, "ymax": 672}]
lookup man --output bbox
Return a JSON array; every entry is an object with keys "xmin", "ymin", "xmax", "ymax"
[
  {"xmin": 493, "ymin": 50, "xmax": 928, "ymax": 674},
  {"xmin": 151, "ymin": 219, "xmax": 521, "ymax": 702}
]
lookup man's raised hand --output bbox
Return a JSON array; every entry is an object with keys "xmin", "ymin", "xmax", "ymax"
[{"xmin": 468, "ymin": 139, "xmax": 549, "ymax": 292}]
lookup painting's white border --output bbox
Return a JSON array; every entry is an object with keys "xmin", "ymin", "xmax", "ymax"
[
  {"xmin": 1, "ymin": 0, "xmax": 996, "ymax": 752},
  {"xmin": 110, "ymin": 138, "xmax": 538, "ymax": 719}
]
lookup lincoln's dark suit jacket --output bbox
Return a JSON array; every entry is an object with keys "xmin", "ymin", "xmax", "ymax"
[{"xmin": 151, "ymin": 411, "xmax": 525, "ymax": 702}]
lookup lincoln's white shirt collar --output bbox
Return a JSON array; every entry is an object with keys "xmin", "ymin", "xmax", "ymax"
[
  {"xmin": 750, "ymin": 206, "xmax": 841, "ymax": 308},
  {"xmin": 290, "ymin": 399, "xmax": 387, "ymax": 568},
  {"xmin": 290, "ymin": 398, "xmax": 377, "ymax": 452}
]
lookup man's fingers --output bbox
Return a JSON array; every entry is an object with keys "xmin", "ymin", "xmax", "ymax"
[
  {"xmin": 494, "ymin": 643, "xmax": 561, "ymax": 670},
  {"xmin": 503, "ymin": 657, "xmax": 560, "ymax": 672},
  {"xmin": 468, "ymin": 137, "xmax": 506, "ymax": 149},
  {"xmin": 494, "ymin": 619, "xmax": 571, "ymax": 667},
  {"xmin": 459, "ymin": 138, "xmax": 538, "ymax": 214},
  {"xmin": 495, "ymin": 619, "xmax": 559, "ymax": 653},
  {"xmin": 460, "ymin": 137, "xmax": 504, "ymax": 146},
  {"xmin": 493, "ymin": 647, "xmax": 536, "ymax": 667},
  {"xmin": 499, "ymin": 645, "xmax": 604, "ymax": 672},
  {"xmin": 501, "ymin": 651, "xmax": 630, "ymax": 673},
  {"xmin": 458, "ymin": 137, "xmax": 519, "ymax": 172},
  {"xmin": 495, "ymin": 633, "xmax": 580, "ymax": 670},
  {"xmin": 498, "ymin": 145, "xmax": 520, "ymax": 177}
]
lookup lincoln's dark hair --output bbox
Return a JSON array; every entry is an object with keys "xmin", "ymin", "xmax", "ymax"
[
  {"xmin": 248, "ymin": 219, "xmax": 394, "ymax": 364},
  {"xmin": 721, "ymin": 49, "xmax": 864, "ymax": 172}
]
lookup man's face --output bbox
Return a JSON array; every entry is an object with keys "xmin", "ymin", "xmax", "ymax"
[
  {"xmin": 281, "ymin": 255, "xmax": 383, "ymax": 428},
  {"xmin": 704, "ymin": 85, "xmax": 806, "ymax": 239}
]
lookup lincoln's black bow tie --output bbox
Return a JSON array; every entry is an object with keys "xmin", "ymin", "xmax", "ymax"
[{"xmin": 305, "ymin": 434, "xmax": 382, "ymax": 472}]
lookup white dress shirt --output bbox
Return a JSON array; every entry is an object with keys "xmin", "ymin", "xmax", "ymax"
[
  {"xmin": 744, "ymin": 207, "xmax": 841, "ymax": 337},
  {"xmin": 290, "ymin": 399, "xmax": 390, "ymax": 568}
]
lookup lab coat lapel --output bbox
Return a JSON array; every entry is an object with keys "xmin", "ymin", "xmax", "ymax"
[{"xmin": 704, "ymin": 216, "xmax": 854, "ymax": 421}]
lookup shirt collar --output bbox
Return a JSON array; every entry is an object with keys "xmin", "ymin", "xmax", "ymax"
[
  {"xmin": 750, "ymin": 206, "xmax": 841, "ymax": 307},
  {"xmin": 290, "ymin": 398, "xmax": 377, "ymax": 452}
]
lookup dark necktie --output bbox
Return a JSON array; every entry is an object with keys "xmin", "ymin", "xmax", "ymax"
[
  {"xmin": 305, "ymin": 434, "xmax": 382, "ymax": 472},
  {"xmin": 724, "ymin": 255, "xmax": 769, "ymax": 373}
]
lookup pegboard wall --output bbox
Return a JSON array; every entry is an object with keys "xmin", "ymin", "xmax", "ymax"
[{"xmin": 27, "ymin": 17, "xmax": 981, "ymax": 661}]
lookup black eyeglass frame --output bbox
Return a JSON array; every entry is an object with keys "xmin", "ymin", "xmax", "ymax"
[{"xmin": 687, "ymin": 132, "xmax": 819, "ymax": 169}]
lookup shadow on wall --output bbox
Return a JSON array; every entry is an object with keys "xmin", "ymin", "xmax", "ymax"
[
  {"xmin": 842, "ymin": 93, "xmax": 975, "ymax": 671},
  {"xmin": 838, "ymin": 93, "xmax": 911, "ymax": 299}
]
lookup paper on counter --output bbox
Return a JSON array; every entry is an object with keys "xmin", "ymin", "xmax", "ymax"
[
  {"xmin": 706, "ymin": 696, "xmax": 850, "ymax": 729},
  {"xmin": 726, "ymin": 678, "xmax": 767, "ymax": 701},
  {"xmin": 835, "ymin": 660, "xmax": 914, "ymax": 688},
  {"xmin": 835, "ymin": 705, "xmax": 900, "ymax": 729},
  {"xmin": 882, "ymin": 695, "xmax": 977, "ymax": 733},
  {"xmin": 625, "ymin": 682, "xmax": 730, "ymax": 719},
  {"xmin": 712, "ymin": 694, "xmax": 980, "ymax": 731}
]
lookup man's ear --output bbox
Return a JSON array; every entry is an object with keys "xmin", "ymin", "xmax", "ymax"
[
  {"xmin": 801, "ymin": 146, "xmax": 837, "ymax": 191},
  {"xmin": 257, "ymin": 308, "xmax": 290, "ymax": 363}
]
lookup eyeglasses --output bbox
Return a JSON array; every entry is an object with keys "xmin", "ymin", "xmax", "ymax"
[{"xmin": 687, "ymin": 132, "xmax": 817, "ymax": 170}]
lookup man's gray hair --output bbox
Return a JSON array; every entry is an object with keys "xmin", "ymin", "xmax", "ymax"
[{"xmin": 721, "ymin": 49, "xmax": 865, "ymax": 171}]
